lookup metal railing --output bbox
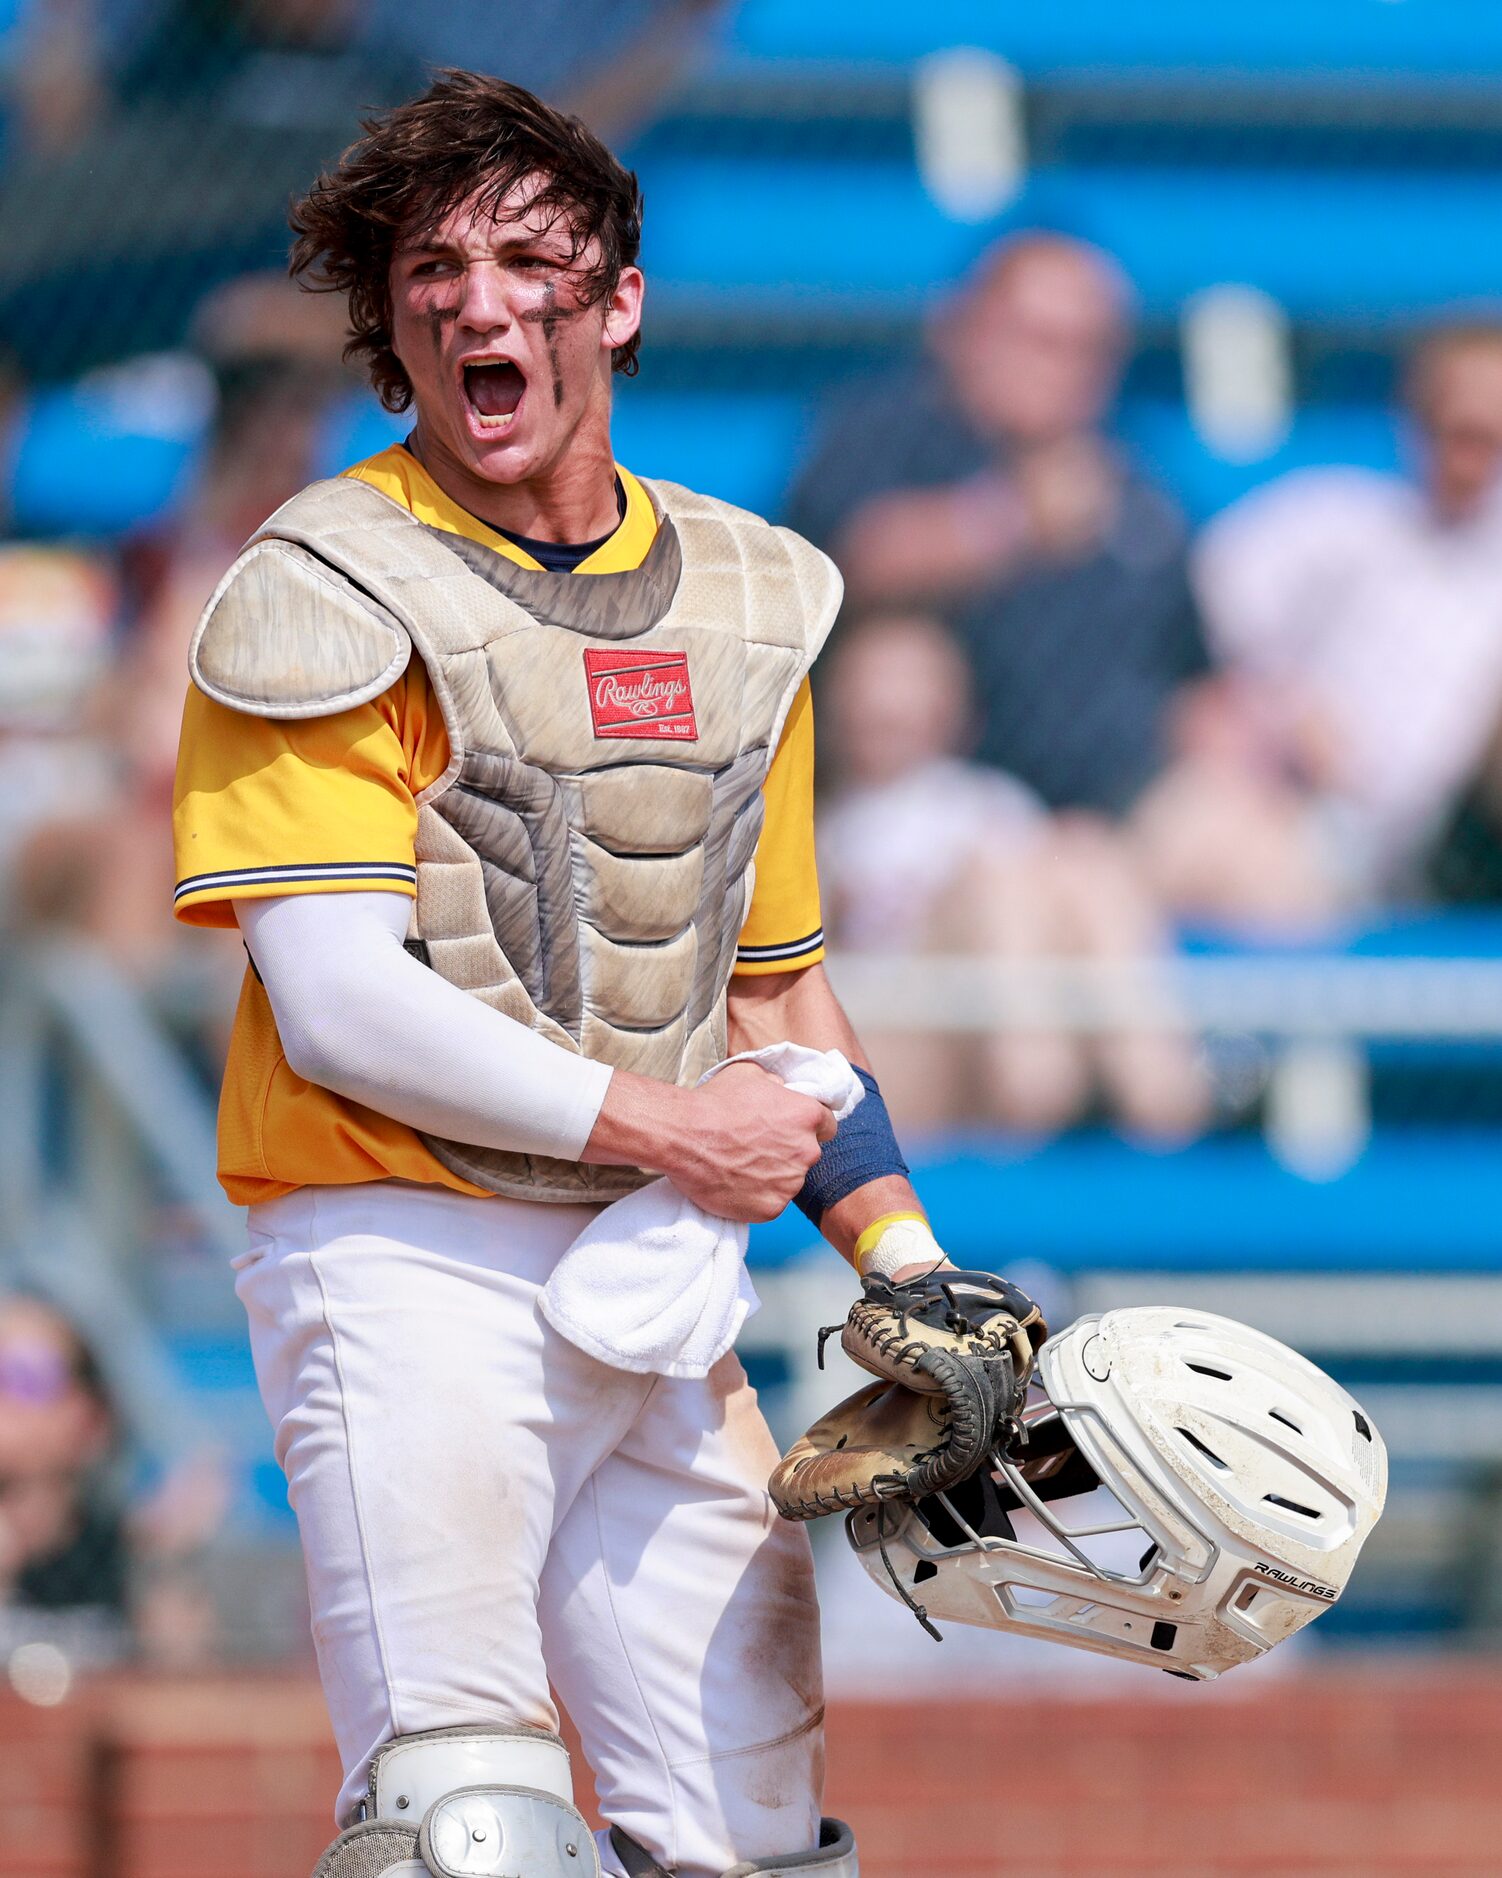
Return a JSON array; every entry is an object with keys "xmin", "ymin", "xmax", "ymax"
[
  {"xmin": 825, "ymin": 951, "xmax": 1502, "ymax": 1038},
  {"xmin": 0, "ymin": 937, "xmax": 242, "ymax": 1465}
]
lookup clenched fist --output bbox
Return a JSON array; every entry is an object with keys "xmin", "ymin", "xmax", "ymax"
[{"xmin": 583, "ymin": 1060, "xmax": 837, "ymax": 1222}]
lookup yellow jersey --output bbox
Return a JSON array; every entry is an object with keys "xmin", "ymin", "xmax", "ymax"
[{"xmin": 172, "ymin": 446, "xmax": 824, "ymax": 1204}]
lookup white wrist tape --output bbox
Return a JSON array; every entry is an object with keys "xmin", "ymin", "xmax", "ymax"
[{"xmin": 856, "ymin": 1216, "xmax": 949, "ymax": 1283}]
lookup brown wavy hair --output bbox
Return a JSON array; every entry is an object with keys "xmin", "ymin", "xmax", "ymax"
[{"xmin": 289, "ymin": 69, "xmax": 644, "ymax": 412}]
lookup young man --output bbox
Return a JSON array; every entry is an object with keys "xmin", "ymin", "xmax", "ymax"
[{"xmin": 173, "ymin": 71, "xmax": 1033, "ymax": 1878}]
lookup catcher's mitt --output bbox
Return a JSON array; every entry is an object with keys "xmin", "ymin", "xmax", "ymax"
[{"xmin": 769, "ymin": 1267, "xmax": 1046, "ymax": 1523}]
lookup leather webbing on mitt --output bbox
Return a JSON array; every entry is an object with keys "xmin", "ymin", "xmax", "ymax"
[{"xmin": 769, "ymin": 1268, "xmax": 1046, "ymax": 1523}]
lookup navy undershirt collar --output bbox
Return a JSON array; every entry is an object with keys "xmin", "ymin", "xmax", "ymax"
[{"xmin": 497, "ymin": 474, "xmax": 627, "ymax": 571}]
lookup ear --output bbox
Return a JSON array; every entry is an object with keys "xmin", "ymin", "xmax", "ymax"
[{"xmin": 601, "ymin": 264, "xmax": 645, "ymax": 358}]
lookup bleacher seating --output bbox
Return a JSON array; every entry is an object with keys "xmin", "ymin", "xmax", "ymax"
[{"xmin": 21, "ymin": 6, "xmax": 1502, "ymax": 534}]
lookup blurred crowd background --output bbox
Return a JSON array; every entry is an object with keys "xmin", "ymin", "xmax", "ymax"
[{"xmin": 6, "ymin": 1, "xmax": 1502, "ymax": 1869}]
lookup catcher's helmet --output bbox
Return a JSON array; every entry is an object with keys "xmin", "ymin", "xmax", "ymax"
[{"xmin": 848, "ymin": 1306, "xmax": 1387, "ymax": 1678}]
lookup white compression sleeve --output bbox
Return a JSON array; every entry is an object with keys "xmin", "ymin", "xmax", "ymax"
[{"xmin": 235, "ymin": 891, "xmax": 613, "ymax": 1163}]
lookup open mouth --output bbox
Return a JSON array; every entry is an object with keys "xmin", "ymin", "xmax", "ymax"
[{"xmin": 461, "ymin": 358, "xmax": 526, "ymax": 429}]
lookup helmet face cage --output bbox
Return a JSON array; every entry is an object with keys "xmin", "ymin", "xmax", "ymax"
[{"xmin": 849, "ymin": 1307, "xmax": 1388, "ymax": 1679}]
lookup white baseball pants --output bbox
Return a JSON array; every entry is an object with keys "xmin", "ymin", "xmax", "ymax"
[{"xmin": 236, "ymin": 1181, "xmax": 824, "ymax": 1877}]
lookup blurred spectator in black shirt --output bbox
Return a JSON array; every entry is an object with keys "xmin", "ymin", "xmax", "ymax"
[
  {"xmin": 790, "ymin": 231, "xmax": 1210, "ymax": 818},
  {"xmin": 0, "ymin": 1292, "xmax": 233, "ymax": 1675},
  {"xmin": 0, "ymin": 1296, "xmax": 129, "ymax": 1661}
]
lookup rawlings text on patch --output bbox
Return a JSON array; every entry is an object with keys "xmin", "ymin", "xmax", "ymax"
[{"xmin": 584, "ymin": 647, "xmax": 698, "ymax": 741}]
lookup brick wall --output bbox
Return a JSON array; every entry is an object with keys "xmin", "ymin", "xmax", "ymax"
[
  {"xmin": 1, "ymin": 1666, "xmax": 1498, "ymax": 1876},
  {"xmin": 0, "ymin": 1697, "xmax": 96, "ymax": 1876}
]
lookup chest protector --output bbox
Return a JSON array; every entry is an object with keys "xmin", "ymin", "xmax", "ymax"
[{"xmin": 189, "ymin": 474, "xmax": 841, "ymax": 1202}]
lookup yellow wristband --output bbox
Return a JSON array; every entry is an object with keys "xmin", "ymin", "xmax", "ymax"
[{"xmin": 853, "ymin": 1210, "xmax": 931, "ymax": 1274}]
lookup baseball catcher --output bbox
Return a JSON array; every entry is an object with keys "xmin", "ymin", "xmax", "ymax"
[{"xmin": 171, "ymin": 69, "xmax": 1044, "ymax": 1878}]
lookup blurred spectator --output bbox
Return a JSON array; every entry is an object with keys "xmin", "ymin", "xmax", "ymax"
[
  {"xmin": 0, "ymin": 543, "xmax": 119, "ymax": 918},
  {"xmin": 9, "ymin": 0, "xmax": 104, "ymax": 157},
  {"xmin": 119, "ymin": 347, "xmax": 344, "ymax": 795},
  {"xmin": 818, "ymin": 612, "xmax": 1208, "ymax": 1141},
  {"xmin": 1183, "ymin": 322, "xmax": 1502, "ymax": 915},
  {"xmin": 0, "ymin": 1294, "xmax": 129, "ymax": 1665},
  {"xmin": 790, "ymin": 231, "xmax": 1211, "ymax": 819},
  {"xmin": 0, "ymin": 1291, "xmax": 232, "ymax": 1675},
  {"xmin": 16, "ymin": 345, "xmax": 337, "ymax": 988}
]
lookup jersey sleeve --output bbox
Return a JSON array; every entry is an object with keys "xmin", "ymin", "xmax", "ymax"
[
  {"xmin": 171, "ymin": 663, "xmax": 449, "ymax": 929},
  {"xmin": 734, "ymin": 677, "xmax": 825, "ymax": 975}
]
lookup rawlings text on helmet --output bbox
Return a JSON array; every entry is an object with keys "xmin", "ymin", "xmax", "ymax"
[{"xmin": 1251, "ymin": 1561, "xmax": 1337, "ymax": 1601}]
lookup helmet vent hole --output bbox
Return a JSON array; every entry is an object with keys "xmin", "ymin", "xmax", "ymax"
[
  {"xmin": 1150, "ymin": 1620, "xmax": 1178, "ymax": 1652},
  {"xmin": 912, "ymin": 1560, "xmax": 938, "ymax": 1585},
  {"xmin": 1264, "ymin": 1492, "xmax": 1321, "ymax": 1520},
  {"xmin": 1173, "ymin": 1320, "xmax": 1209, "ymax": 1331},
  {"xmin": 1353, "ymin": 1410, "xmax": 1373, "ymax": 1442},
  {"xmin": 1186, "ymin": 1362, "xmax": 1232, "ymax": 1381},
  {"xmin": 1177, "ymin": 1427, "xmax": 1229, "ymax": 1469},
  {"xmin": 1268, "ymin": 1409, "xmax": 1303, "ymax": 1434}
]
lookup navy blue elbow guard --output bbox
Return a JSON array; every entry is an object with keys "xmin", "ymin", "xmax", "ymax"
[{"xmin": 795, "ymin": 1066, "xmax": 909, "ymax": 1225}]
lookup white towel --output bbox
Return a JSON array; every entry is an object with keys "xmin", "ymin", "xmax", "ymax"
[{"xmin": 538, "ymin": 1042, "xmax": 864, "ymax": 1379}]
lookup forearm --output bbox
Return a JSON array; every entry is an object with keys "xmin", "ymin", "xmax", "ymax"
[
  {"xmin": 727, "ymin": 963, "xmax": 925, "ymax": 1263},
  {"xmin": 236, "ymin": 891, "xmax": 613, "ymax": 1161},
  {"xmin": 579, "ymin": 1064, "xmax": 691, "ymax": 1175},
  {"xmin": 727, "ymin": 959, "xmax": 866, "ymax": 1062},
  {"xmin": 831, "ymin": 475, "xmax": 1026, "ymax": 610}
]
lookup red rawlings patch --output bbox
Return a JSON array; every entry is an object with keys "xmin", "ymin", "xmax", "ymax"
[{"xmin": 584, "ymin": 647, "xmax": 698, "ymax": 741}]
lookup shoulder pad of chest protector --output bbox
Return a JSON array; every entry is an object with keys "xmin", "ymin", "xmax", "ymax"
[
  {"xmin": 189, "ymin": 534, "xmax": 411, "ymax": 720},
  {"xmin": 642, "ymin": 476, "xmax": 844, "ymax": 644}
]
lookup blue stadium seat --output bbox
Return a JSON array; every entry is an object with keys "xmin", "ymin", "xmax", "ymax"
[
  {"xmin": 720, "ymin": 0, "xmax": 1502, "ymax": 80},
  {"xmin": 1181, "ymin": 909, "xmax": 1502, "ymax": 961},
  {"xmin": 319, "ymin": 394, "xmax": 407, "ymax": 475},
  {"xmin": 638, "ymin": 153, "xmax": 1502, "ymax": 325},
  {"xmin": 611, "ymin": 386, "xmax": 812, "ymax": 514},
  {"xmin": 750, "ymin": 1126, "xmax": 1502, "ymax": 1273},
  {"xmin": 636, "ymin": 152, "xmax": 992, "ymax": 298},
  {"xmin": 1038, "ymin": 165, "xmax": 1502, "ymax": 321},
  {"xmin": 12, "ymin": 382, "xmax": 202, "ymax": 538}
]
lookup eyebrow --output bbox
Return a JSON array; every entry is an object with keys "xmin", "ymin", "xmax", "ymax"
[{"xmin": 399, "ymin": 225, "xmax": 575, "ymax": 261}]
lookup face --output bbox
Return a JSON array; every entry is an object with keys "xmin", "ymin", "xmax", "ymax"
[
  {"xmin": 0, "ymin": 1299, "xmax": 108, "ymax": 1481},
  {"xmin": 388, "ymin": 175, "xmax": 643, "ymax": 500},
  {"xmin": 940, "ymin": 241, "xmax": 1128, "ymax": 446},
  {"xmin": 828, "ymin": 618, "xmax": 972, "ymax": 788},
  {"xmin": 1412, "ymin": 343, "xmax": 1502, "ymax": 522}
]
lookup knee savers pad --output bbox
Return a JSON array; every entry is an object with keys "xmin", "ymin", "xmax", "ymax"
[
  {"xmin": 610, "ymin": 1816, "xmax": 859, "ymax": 1876},
  {"xmin": 312, "ymin": 1726, "xmax": 600, "ymax": 1878}
]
